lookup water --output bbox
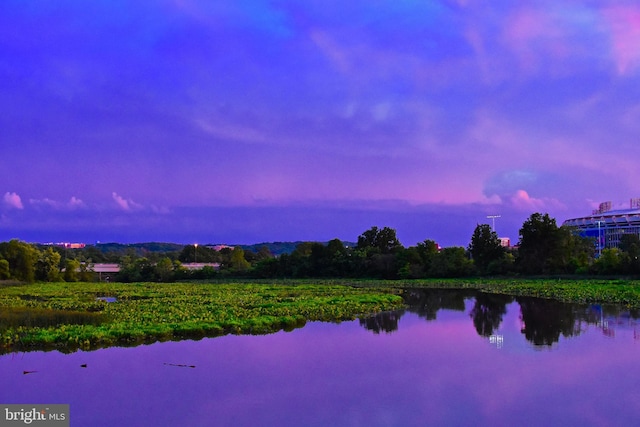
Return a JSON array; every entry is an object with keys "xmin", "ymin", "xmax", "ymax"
[{"xmin": 2, "ymin": 290, "xmax": 640, "ymax": 426}]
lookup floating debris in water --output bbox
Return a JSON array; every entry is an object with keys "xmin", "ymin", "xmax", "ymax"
[{"xmin": 163, "ymin": 363, "xmax": 195, "ymax": 368}]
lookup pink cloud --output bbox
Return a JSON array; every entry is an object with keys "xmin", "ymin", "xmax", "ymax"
[
  {"xmin": 112, "ymin": 192, "xmax": 142, "ymax": 211},
  {"xmin": 3, "ymin": 192, "xmax": 23, "ymax": 210},
  {"xmin": 501, "ymin": 8, "xmax": 570, "ymax": 75},
  {"xmin": 509, "ymin": 190, "xmax": 564, "ymax": 212},
  {"xmin": 603, "ymin": 7, "xmax": 640, "ymax": 75},
  {"xmin": 68, "ymin": 196, "xmax": 85, "ymax": 208}
]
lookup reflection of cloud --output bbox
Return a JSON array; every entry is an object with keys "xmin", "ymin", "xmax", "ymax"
[
  {"xmin": 3, "ymin": 192, "xmax": 23, "ymax": 209},
  {"xmin": 112, "ymin": 192, "xmax": 142, "ymax": 211}
]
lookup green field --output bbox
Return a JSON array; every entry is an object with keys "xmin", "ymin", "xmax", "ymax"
[{"xmin": 4, "ymin": 278, "xmax": 640, "ymax": 354}]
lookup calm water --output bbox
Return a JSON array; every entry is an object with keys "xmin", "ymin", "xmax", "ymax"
[{"xmin": 2, "ymin": 290, "xmax": 640, "ymax": 427}]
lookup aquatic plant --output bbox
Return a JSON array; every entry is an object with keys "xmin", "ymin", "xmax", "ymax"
[{"xmin": 0, "ymin": 282, "xmax": 403, "ymax": 353}]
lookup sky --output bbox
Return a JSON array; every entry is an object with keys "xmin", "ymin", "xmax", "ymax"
[{"xmin": 2, "ymin": 0, "xmax": 640, "ymax": 247}]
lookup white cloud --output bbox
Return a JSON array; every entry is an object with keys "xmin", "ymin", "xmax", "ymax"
[
  {"xmin": 68, "ymin": 196, "xmax": 85, "ymax": 208},
  {"xmin": 29, "ymin": 196, "xmax": 86, "ymax": 210},
  {"xmin": 112, "ymin": 192, "xmax": 142, "ymax": 211},
  {"xmin": 3, "ymin": 192, "xmax": 23, "ymax": 209}
]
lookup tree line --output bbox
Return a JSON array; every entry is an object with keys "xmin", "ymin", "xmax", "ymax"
[{"xmin": 2, "ymin": 212, "xmax": 640, "ymax": 283}]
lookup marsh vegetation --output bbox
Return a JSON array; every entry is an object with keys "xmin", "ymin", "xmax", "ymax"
[{"xmin": 0, "ymin": 281, "xmax": 403, "ymax": 353}]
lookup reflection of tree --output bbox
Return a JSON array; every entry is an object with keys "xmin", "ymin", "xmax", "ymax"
[
  {"xmin": 360, "ymin": 311, "xmax": 403, "ymax": 334},
  {"xmin": 403, "ymin": 289, "xmax": 472, "ymax": 320},
  {"xmin": 518, "ymin": 297, "xmax": 582, "ymax": 346},
  {"xmin": 469, "ymin": 293, "xmax": 513, "ymax": 337}
]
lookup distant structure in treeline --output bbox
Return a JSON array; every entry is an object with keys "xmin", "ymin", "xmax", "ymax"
[
  {"xmin": 207, "ymin": 244, "xmax": 235, "ymax": 251},
  {"xmin": 563, "ymin": 198, "xmax": 640, "ymax": 251},
  {"xmin": 43, "ymin": 242, "xmax": 86, "ymax": 249}
]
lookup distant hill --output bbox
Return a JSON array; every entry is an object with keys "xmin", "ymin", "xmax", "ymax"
[
  {"xmin": 87, "ymin": 241, "xmax": 356, "ymax": 257},
  {"xmin": 95, "ymin": 242, "xmax": 185, "ymax": 255},
  {"xmin": 239, "ymin": 241, "xmax": 357, "ymax": 256},
  {"xmin": 238, "ymin": 242, "xmax": 304, "ymax": 256}
]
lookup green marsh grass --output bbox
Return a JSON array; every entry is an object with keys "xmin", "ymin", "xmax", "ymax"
[{"xmin": 0, "ymin": 282, "xmax": 403, "ymax": 353}]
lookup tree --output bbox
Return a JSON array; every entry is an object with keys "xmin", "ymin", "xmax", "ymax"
[
  {"xmin": 228, "ymin": 247, "xmax": 250, "ymax": 273},
  {"xmin": 78, "ymin": 262, "xmax": 95, "ymax": 282},
  {"xmin": 35, "ymin": 247, "xmax": 62, "ymax": 282},
  {"xmin": 0, "ymin": 240, "xmax": 38, "ymax": 282},
  {"xmin": 468, "ymin": 224, "xmax": 505, "ymax": 275},
  {"xmin": 0, "ymin": 258, "xmax": 9, "ymax": 280},
  {"xmin": 178, "ymin": 245, "xmax": 218, "ymax": 263},
  {"xmin": 256, "ymin": 245, "xmax": 274, "ymax": 261},
  {"xmin": 595, "ymin": 248, "xmax": 622, "ymax": 275},
  {"xmin": 64, "ymin": 258, "xmax": 81, "ymax": 282},
  {"xmin": 155, "ymin": 257, "xmax": 175, "ymax": 282},
  {"xmin": 517, "ymin": 213, "xmax": 563, "ymax": 274},
  {"xmin": 357, "ymin": 226, "xmax": 402, "ymax": 254},
  {"xmin": 558, "ymin": 226, "xmax": 595, "ymax": 274},
  {"xmin": 619, "ymin": 234, "xmax": 640, "ymax": 273},
  {"xmin": 429, "ymin": 247, "xmax": 474, "ymax": 277},
  {"xmin": 517, "ymin": 213, "xmax": 594, "ymax": 275}
]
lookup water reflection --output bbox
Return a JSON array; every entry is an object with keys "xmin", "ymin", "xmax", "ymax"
[
  {"xmin": 4, "ymin": 291, "xmax": 640, "ymax": 426},
  {"xmin": 470, "ymin": 293, "xmax": 512, "ymax": 337},
  {"xmin": 359, "ymin": 289, "xmax": 640, "ymax": 347},
  {"xmin": 517, "ymin": 297, "xmax": 581, "ymax": 346},
  {"xmin": 358, "ymin": 311, "xmax": 401, "ymax": 334},
  {"xmin": 402, "ymin": 288, "xmax": 472, "ymax": 320}
]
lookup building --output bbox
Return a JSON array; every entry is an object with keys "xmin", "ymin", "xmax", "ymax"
[
  {"xmin": 85, "ymin": 262, "xmax": 220, "ymax": 281},
  {"xmin": 562, "ymin": 199, "xmax": 640, "ymax": 251}
]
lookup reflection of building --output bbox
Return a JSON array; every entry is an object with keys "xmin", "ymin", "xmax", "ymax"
[
  {"xmin": 563, "ymin": 199, "xmax": 640, "ymax": 251},
  {"xmin": 489, "ymin": 334, "xmax": 504, "ymax": 349}
]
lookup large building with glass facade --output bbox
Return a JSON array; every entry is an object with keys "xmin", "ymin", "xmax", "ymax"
[{"xmin": 562, "ymin": 199, "xmax": 640, "ymax": 251}]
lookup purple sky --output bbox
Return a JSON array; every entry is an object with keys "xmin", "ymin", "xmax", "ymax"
[{"xmin": 2, "ymin": 1, "xmax": 640, "ymax": 247}]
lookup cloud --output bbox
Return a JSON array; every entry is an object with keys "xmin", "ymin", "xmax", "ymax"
[
  {"xmin": 69, "ymin": 196, "xmax": 85, "ymax": 208},
  {"xmin": 603, "ymin": 6, "xmax": 640, "ymax": 75},
  {"xmin": 112, "ymin": 192, "xmax": 143, "ymax": 211},
  {"xmin": 509, "ymin": 190, "xmax": 564, "ymax": 212},
  {"xmin": 3, "ymin": 192, "xmax": 23, "ymax": 210},
  {"xmin": 29, "ymin": 196, "xmax": 86, "ymax": 210}
]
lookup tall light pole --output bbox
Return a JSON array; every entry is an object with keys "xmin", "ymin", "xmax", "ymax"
[
  {"xmin": 597, "ymin": 221, "xmax": 601, "ymax": 257},
  {"xmin": 487, "ymin": 215, "xmax": 501, "ymax": 233},
  {"xmin": 194, "ymin": 243, "xmax": 198, "ymax": 264}
]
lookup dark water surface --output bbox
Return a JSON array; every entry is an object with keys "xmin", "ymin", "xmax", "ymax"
[{"xmin": 2, "ymin": 290, "xmax": 640, "ymax": 426}]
